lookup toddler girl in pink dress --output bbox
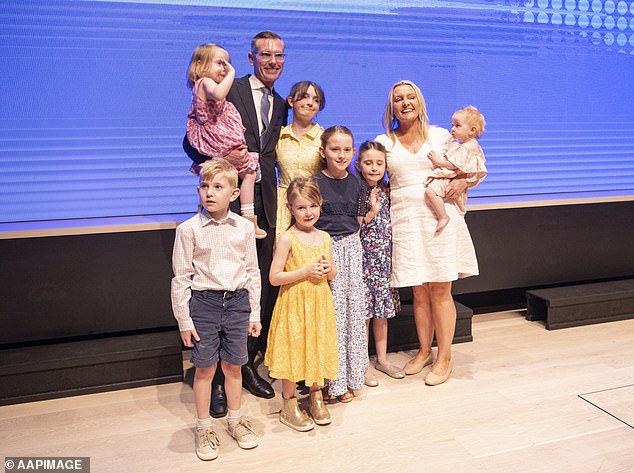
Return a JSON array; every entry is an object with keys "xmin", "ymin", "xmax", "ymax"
[
  {"xmin": 186, "ymin": 43, "xmax": 265, "ymax": 238},
  {"xmin": 425, "ymin": 105, "xmax": 488, "ymax": 233}
]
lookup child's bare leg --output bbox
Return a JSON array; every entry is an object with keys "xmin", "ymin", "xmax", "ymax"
[
  {"xmin": 222, "ymin": 361, "xmax": 258, "ymax": 449},
  {"xmin": 282, "ymin": 379, "xmax": 296, "ymax": 399},
  {"xmin": 239, "ymin": 170, "xmax": 255, "ymax": 208},
  {"xmin": 364, "ymin": 319, "xmax": 378, "ymax": 387},
  {"xmin": 194, "ymin": 365, "xmax": 216, "ymax": 419},
  {"xmin": 425, "ymin": 187, "xmax": 450, "ymax": 233},
  {"xmin": 239, "ymin": 170, "xmax": 266, "ymax": 239},
  {"xmin": 373, "ymin": 318, "xmax": 405, "ymax": 378},
  {"xmin": 221, "ymin": 361, "xmax": 242, "ymax": 411},
  {"xmin": 373, "ymin": 318, "xmax": 388, "ymax": 365}
]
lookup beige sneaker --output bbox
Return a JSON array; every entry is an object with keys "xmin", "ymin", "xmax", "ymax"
[
  {"xmin": 227, "ymin": 418, "xmax": 258, "ymax": 449},
  {"xmin": 195, "ymin": 427, "xmax": 220, "ymax": 461}
]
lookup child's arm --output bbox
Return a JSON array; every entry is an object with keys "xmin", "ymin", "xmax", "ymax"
[
  {"xmin": 170, "ymin": 225, "xmax": 200, "ymax": 347},
  {"xmin": 427, "ymin": 150, "xmax": 458, "ymax": 170},
  {"xmin": 199, "ymin": 59, "xmax": 235, "ymax": 102},
  {"xmin": 320, "ymin": 243, "xmax": 337, "ymax": 281},
  {"xmin": 360, "ymin": 187, "xmax": 380, "ymax": 224},
  {"xmin": 269, "ymin": 234, "xmax": 326, "ymax": 286}
]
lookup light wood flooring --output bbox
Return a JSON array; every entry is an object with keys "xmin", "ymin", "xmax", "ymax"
[{"xmin": 2, "ymin": 311, "xmax": 634, "ymax": 473}]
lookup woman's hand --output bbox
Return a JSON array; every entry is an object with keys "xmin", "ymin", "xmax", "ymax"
[{"xmin": 445, "ymin": 177, "xmax": 468, "ymax": 198}]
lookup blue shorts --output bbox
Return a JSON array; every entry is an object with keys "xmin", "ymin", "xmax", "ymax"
[{"xmin": 189, "ymin": 289, "xmax": 250, "ymax": 368}]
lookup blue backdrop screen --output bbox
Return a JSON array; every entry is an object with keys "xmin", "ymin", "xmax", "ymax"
[{"xmin": 1, "ymin": 0, "xmax": 633, "ymax": 224}]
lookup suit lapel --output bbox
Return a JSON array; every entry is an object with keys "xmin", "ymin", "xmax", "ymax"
[{"xmin": 234, "ymin": 76, "xmax": 259, "ymax": 138}]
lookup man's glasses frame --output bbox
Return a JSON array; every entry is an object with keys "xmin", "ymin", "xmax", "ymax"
[{"xmin": 252, "ymin": 51, "xmax": 287, "ymax": 62}]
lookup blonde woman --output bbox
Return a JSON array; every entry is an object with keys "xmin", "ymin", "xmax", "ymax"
[{"xmin": 375, "ymin": 81, "xmax": 483, "ymax": 386}]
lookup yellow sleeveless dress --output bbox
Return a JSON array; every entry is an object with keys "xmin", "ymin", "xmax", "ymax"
[{"xmin": 264, "ymin": 229, "xmax": 338, "ymax": 386}]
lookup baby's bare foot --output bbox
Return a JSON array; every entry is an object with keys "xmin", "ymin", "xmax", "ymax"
[{"xmin": 436, "ymin": 216, "xmax": 450, "ymax": 233}]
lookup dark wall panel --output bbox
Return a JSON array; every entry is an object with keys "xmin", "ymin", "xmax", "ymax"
[
  {"xmin": 2, "ymin": 201, "xmax": 633, "ymax": 346},
  {"xmin": 1, "ymin": 230, "xmax": 176, "ymax": 345}
]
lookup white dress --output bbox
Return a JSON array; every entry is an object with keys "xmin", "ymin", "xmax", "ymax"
[{"xmin": 375, "ymin": 127, "xmax": 479, "ymax": 286}]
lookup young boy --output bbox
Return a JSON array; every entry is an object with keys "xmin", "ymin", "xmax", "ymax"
[{"xmin": 171, "ymin": 158, "xmax": 262, "ymax": 461}]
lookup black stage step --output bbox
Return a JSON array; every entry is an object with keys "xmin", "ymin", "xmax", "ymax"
[{"xmin": 526, "ymin": 279, "xmax": 634, "ymax": 330}]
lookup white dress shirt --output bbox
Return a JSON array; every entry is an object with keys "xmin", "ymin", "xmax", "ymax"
[{"xmin": 249, "ymin": 74, "xmax": 274, "ymax": 136}]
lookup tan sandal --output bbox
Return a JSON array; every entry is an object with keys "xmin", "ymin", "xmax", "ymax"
[{"xmin": 337, "ymin": 390, "xmax": 354, "ymax": 403}]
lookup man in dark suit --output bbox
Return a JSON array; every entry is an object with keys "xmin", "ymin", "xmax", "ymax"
[{"xmin": 183, "ymin": 31, "xmax": 288, "ymax": 417}]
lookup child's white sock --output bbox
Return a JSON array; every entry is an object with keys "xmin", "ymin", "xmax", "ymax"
[
  {"xmin": 196, "ymin": 416, "xmax": 214, "ymax": 430},
  {"xmin": 241, "ymin": 204, "xmax": 255, "ymax": 217},
  {"xmin": 227, "ymin": 409, "xmax": 241, "ymax": 427}
]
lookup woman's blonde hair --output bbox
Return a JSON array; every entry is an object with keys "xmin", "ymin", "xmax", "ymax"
[
  {"xmin": 286, "ymin": 177, "xmax": 323, "ymax": 228},
  {"xmin": 382, "ymin": 80, "xmax": 428, "ymax": 144},
  {"xmin": 186, "ymin": 43, "xmax": 227, "ymax": 89},
  {"xmin": 457, "ymin": 105, "xmax": 486, "ymax": 138}
]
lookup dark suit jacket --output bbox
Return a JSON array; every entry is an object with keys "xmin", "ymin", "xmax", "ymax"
[
  {"xmin": 226, "ymin": 75, "xmax": 288, "ymax": 228},
  {"xmin": 182, "ymin": 75, "xmax": 288, "ymax": 228}
]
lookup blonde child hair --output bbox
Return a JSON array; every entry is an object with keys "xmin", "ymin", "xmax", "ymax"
[
  {"xmin": 199, "ymin": 158, "xmax": 238, "ymax": 188},
  {"xmin": 458, "ymin": 105, "xmax": 486, "ymax": 138},
  {"xmin": 186, "ymin": 43, "xmax": 228, "ymax": 89},
  {"xmin": 286, "ymin": 177, "xmax": 323, "ymax": 227}
]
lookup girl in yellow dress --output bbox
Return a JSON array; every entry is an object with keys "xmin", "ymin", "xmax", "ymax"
[
  {"xmin": 275, "ymin": 81, "xmax": 325, "ymax": 242},
  {"xmin": 265, "ymin": 177, "xmax": 338, "ymax": 432}
]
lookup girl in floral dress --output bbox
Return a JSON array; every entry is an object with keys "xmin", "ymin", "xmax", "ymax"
[
  {"xmin": 185, "ymin": 43, "xmax": 265, "ymax": 238},
  {"xmin": 356, "ymin": 141, "xmax": 403, "ymax": 386}
]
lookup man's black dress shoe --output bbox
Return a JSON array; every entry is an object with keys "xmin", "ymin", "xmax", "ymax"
[
  {"xmin": 242, "ymin": 363, "xmax": 275, "ymax": 399},
  {"xmin": 210, "ymin": 383, "xmax": 228, "ymax": 418}
]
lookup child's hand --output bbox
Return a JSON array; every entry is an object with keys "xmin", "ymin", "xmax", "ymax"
[
  {"xmin": 427, "ymin": 150, "xmax": 442, "ymax": 167},
  {"xmin": 370, "ymin": 187, "xmax": 380, "ymax": 214},
  {"xmin": 219, "ymin": 58, "xmax": 234, "ymax": 73},
  {"xmin": 319, "ymin": 255, "xmax": 332, "ymax": 277},
  {"xmin": 305, "ymin": 260, "xmax": 326, "ymax": 281},
  {"xmin": 180, "ymin": 328, "xmax": 200, "ymax": 348},
  {"xmin": 248, "ymin": 322, "xmax": 262, "ymax": 337}
]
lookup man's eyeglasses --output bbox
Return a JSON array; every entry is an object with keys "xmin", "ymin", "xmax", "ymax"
[{"xmin": 252, "ymin": 51, "xmax": 286, "ymax": 62}]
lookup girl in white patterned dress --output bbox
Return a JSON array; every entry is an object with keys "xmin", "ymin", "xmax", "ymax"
[{"xmin": 312, "ymin": 126, "xmax": 369, "ymax": 403}]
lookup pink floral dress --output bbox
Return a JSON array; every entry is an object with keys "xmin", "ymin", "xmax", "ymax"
[{"xmin": 186, "ymin": 78, "xmax": 257, "ymax": 174}]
